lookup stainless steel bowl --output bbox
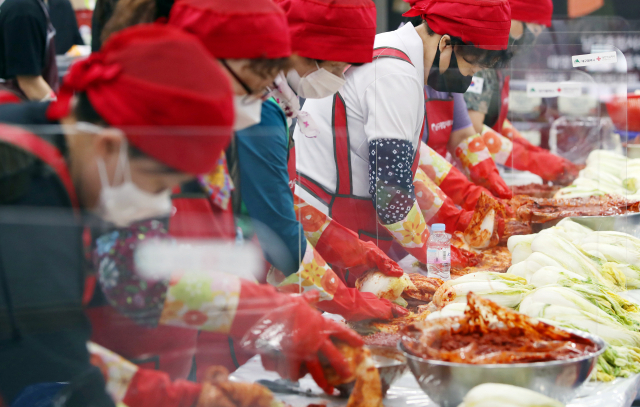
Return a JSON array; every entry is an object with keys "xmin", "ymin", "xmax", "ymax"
[
  {"xmin": 571, "ymin": 212, "xmax": 640, "ymax": 237},
  {"xmin": 399, "ymin": 328, "xmax": 606, "ymax": 407},
  {"xmin": 336, "ymin": 346, "xmax": 408, "ymax": 398}
]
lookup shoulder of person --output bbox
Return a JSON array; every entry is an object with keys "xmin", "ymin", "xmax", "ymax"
[
  {"xmin": 0, "ymin": 0, "xmax": 46, "ymax": 20},
  {"xmin": 0, "ymin": 139, "xmax": 38, "ymax": 204},
  {"xmin": 262, "ymin": 98, "xmax": 286, "ymax": 123},
  {"xmin": 352, "ymin": 57, "xmax": 421, "ymax": 95},
  {"xmin": 235, "ymin": 99, "xmax": 286, "ymax": 141}
]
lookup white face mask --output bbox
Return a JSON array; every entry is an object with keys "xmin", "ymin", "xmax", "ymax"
[
  {"xmin": 95, "ymin": 141, "xmax": 173, "ymax": 227},
  {"xmin": 233, "ymin": 95, "xmax": 262, "ymax": 130},
  {"xmin": 286, "ymin": 63, "xmax": 346, "ymax": 99}
]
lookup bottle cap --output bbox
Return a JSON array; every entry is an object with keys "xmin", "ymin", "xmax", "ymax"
[{"xmin": 432, "ymin": 223, "xmax": 445, "ymax": 232}]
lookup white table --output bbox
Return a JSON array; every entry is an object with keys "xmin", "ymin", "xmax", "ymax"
[
  {"xmin": 230, "ymin": 280, "xmax": 640, "ymax": 407},
  {"xmin": 230, "ymin": 355, "xmax": 640, "ymax": 407}
]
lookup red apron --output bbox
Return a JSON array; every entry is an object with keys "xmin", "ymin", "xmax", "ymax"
[
  {"xmin": 170, "ymin": 193, "xmax": 236, "ymax": 240},
  {"xmin": 297, "ymin": 48, "xmax": 422, "ymax": 255},
  {"xmin": 491, "ymin": 73, "xmax": 510, "ymax": 134},
  {"xmin": 88, "ymin": 193, "xmax": 225, "ymax": 381},
  {"xmin": 168, "ymin": 186, "xmax": 254, "ymax": 379},
  {"xmin": 86, "ymin": 307, "xmax": 199, "ymax": 381},
  {"xmin": 90, "ymin": 188, "xmax": 247, "ymax": 380},
  {"xmin": 424, "ymin": 97, "xmax": 455, "ymax": 157}
]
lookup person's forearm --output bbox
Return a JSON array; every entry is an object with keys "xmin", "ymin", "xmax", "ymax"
[
  {"xmin": 368, "ymin": 139, "xmax": 429, "ymax": 263},
  {"xmin": 467, "ymin": 109, "xmax": 486, "ymax": 135},
  {"xmin": 16, "ymin": 75, "xmax": 53, "ymax": 100},
  {"xmin": 447, "ymin": 125, "xmax": 478, "ymax": 156}
]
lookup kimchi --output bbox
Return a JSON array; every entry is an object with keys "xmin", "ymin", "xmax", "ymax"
[{"xmin": 402, "ymin": 293, "xmax": 598, "ymax": 364}]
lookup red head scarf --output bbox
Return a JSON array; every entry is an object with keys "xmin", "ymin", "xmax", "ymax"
[
  {"xmin": 48, "ymin": 24, "xmax": 234, "ymax": 175},
  {"xmin": 275, "ymin": 0, "xmax": 377, "ymax": 64},
  {"xmin": 509, "ymin": 0, "xmax": 553, "ymax": 27},
  {"xmin": 403, "ymin": 0, "xmax": 511, "ymax": 50},
  {"xmin": 169, "ymin": 0, "xmax": 291, "ymax": 59}
]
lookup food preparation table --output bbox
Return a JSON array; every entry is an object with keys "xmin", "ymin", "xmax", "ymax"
[
  {"xmin": 230, "ymin": 287, "xmax": 640, "ymax": 407},
  {"xmin": 230, "ymin": 354, "xmax": 640, "ymax": 407}
]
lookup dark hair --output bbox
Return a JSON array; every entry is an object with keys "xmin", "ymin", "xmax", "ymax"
[
  {"xmin": 74, "ymin": 93, "xmax": 150, "ymax": 159},
  {"xmin": 424, "ymin": 21, "xmax": 513, "ymax": 69},
  {"xmin": 248, "ymin": 57, "xmax": 292, "ymax": 80},
  {"xmin": 315, "ymin": 59, "xmax": 364, "ymax": 67},
  {"xmin": 101, "ymin": 0, "xmax": 157, "ymax": 43}
]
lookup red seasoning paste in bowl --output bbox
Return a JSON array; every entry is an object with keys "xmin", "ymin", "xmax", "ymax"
[{"xmin": 402, "ymin": 293, "xmax": 598, "ymax": 364}]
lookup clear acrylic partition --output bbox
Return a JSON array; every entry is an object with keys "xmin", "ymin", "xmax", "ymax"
[
  {"xmin": 3, "ymin": 21, "xmax": 640, "ymax": 407},
  {"xmin": 505, "ymin": 33, "xmax": 639, "ymax": 238},
  {"xmin": 505, "ymin": 43, "xmax": 623, "ymax": 166}
]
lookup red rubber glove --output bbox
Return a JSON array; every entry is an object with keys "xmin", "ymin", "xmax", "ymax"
[
  {"xmin": 416, "ymin": 143, "xmax": 497, "ymax": 211},
  {"xmin": 431, "ymin": 197, "xmax": 473, "ymax": 233},
  {"xmin": 438, "ymin": 166, "xmax": 496, "ymax": 211},
  {"xmin": 123, "ymin": 369, "xmax": 202, "ymax": 407},
  {"xmin": 314, "ymin": 219, "xmax": 403, "ymax": 278},
  {"xmin": 90, "ymin": 342, "xmax": 202, "ymax": 407},
  {"xmin": 413, "ymin": 170, "xmax": 473, "ymax": 233},
  {"xmin": 232, "ymin": 282, "xmax": 363, "ymax": 395},
  {"xmin": 486, "ymin": 124, "xmax": 579, "ymax": 184},
  {"xmin": 454, "ymin": 135, "xmax": 512, "ymax": 199},
  {"xmin": 315, "ymin": 270, "xmax": 409, "ymax": 321},
  {"xmin": 505, "ymin": 142, "xmax": 580, "ymax": 184}
]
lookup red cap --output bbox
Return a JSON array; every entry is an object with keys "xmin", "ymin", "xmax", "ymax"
[
  {"xmin": 48, "ymin": 24, "xmax": 234, "ymax": 175},
  {"xmin": 509, "ymin": 0, "xmax": 553, "ymax": 27},
  {"xmin": 169, "ymin": 0, "xmax": 291, "ymax": 59},
  {"xmin": 276, "ymin": 0, "xmax": 376, "ymax": 64},
  {"xmin": 403, "ymin": 0, "xmax": 511, "ymax": 50}
]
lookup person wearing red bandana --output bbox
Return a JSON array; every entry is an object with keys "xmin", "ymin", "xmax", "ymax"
[
  {"xmin": 465, "ymin": 0, "xmax": 579, "ymax": 185},
  {"xmin": 0, "ymin": 24, "xmax": 234, "ymax": 406},
  {"xmin": 293, "ymin": 0, "xmax": 512, "ymax": 265}
]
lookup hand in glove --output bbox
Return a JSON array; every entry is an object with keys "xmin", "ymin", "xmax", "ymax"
[
  {"xmin": 413, "ymin": 168, "xmax": 473, "ymax": 232},
  {"xmin": 413, "ymin": 170, "xmax": 503, "ymax": 248},
  {"xmin": 484, "ymin": 125, "xmax": 579, "ymax": 184},
  {"xmin": 268, "ymin": 242, "xmax": 408, "ymax": 321},
  {"xmin": 454, "ymin": 134, "xmax": 512, "ymax": 199},
  {"xmin": 197, "ymin": 366, "xmax": 275, "ymax": 407},
  {"xmin": 88, "ymin": 342, "xmax": 202, "ymax": 407},
  {"xmin": 294, "ymin": 195, "xmax": 403, "ymax": 277},
  {"xmin": 235, "ymin": 287, "xmax": 364, "ymax": 395},
  {"xmin": 316, "ymin": 276, "xmax": 409, "ymax": 321},
  {"xmin": 418, "ymin": 141, "xmax": 495, "ymax": 211}
]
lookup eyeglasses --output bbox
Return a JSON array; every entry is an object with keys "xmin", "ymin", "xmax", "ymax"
[{"xmin": 220, "ymin": 59, "xmax": 275, "ymax": 105}]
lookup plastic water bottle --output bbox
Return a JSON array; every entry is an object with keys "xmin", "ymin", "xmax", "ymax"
[{"xmin": 427, "ymin": 224, "xmax": 451, "ymax": 281}]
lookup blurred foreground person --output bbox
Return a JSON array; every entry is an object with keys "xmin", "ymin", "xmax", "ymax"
[
  {"xmin": 92, "ymin": 0, "xmax": 294, "ymax": 379},
  {"xmin": 0, "ymin": 23, "xmax": 234, "ymax": 405}
]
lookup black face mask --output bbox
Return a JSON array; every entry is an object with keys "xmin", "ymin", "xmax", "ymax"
[{"xmin": 427, "ymin": 46, "xmax": 473, "ymax": 93}]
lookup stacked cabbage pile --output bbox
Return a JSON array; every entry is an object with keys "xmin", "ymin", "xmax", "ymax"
[
  {"xmin": 555, "ymin": 150, "xmax": 640, "ymax": 200},
  {"xmin": 430, "ymin": 219, "xmax": 640, "ymax": 381}
]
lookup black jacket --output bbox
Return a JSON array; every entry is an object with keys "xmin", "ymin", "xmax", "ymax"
[{"xmin": 0, "ymin": 102, "xmax": 113, "ymax": 406}]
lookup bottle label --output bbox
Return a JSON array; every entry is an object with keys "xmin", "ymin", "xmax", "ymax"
[{"xmin": 427, "ymin": 248, "xmax": 450, "ymax": 264}]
